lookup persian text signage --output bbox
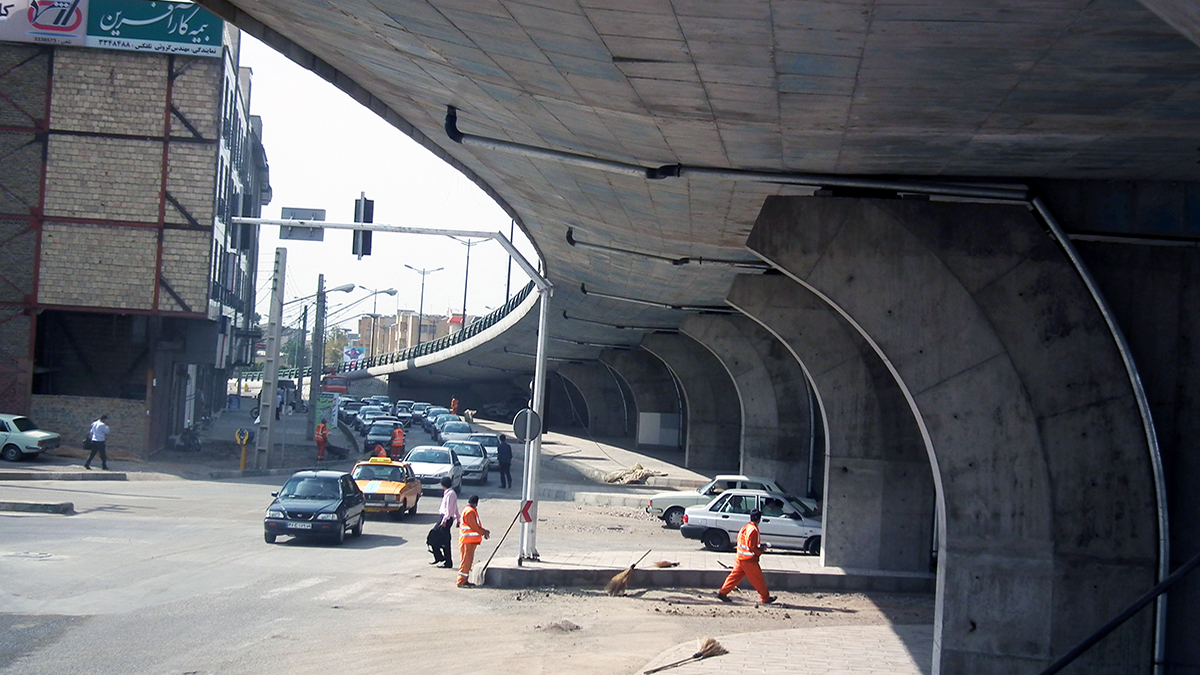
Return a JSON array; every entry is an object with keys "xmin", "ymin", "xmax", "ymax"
[{"xmin": 0, "ymin": 0, "xmax": 222, "ymax": 56}]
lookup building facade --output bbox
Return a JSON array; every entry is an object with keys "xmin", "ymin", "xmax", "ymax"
[{"xmin": 0, "ymin": 2, "xmax": 269, "ymax": 455}]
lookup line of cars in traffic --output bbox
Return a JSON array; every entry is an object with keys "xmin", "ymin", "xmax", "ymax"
[{"xmin": 266, "ymin": 395, "xmax": 506, "ymax": 544}]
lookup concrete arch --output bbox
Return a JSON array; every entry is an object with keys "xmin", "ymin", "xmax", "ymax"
[
  {"xmin": 600, "ymin": 348, "xmax": 682, "ymax": 451},
  {"xmin": 681, "ymin": 314, "xmax": 816, "ymax": 496},
  {"xmin": 640, "ymin": 333, "xmax": 739, "ymax": 473},
  {"xmin": 727, "ymin": 273, "xmax": 935, "ymax": 574},
  {"xmin": 747, "ymin": 196, "xmax": 1157, "ymax": 674},
  {"xmin": 554, "ymin": 362, "xmax": 630, "ymax": 439}
]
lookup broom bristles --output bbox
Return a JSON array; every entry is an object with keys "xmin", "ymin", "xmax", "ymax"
[
  {"xmin": 695, "ymin": 637, "xmax": 727, "ymax": 658},
  {"xmin": 605, "ymin": 566, "xmax": 634, "ymax": 595},
  {"xmin": 652, "ymin": 560, "xmax": 679, "ymax": 568}
]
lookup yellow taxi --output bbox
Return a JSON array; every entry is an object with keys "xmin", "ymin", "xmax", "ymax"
[{"xmin": 350, "ymin": 457, "xmax": 422, "ymax": 519}]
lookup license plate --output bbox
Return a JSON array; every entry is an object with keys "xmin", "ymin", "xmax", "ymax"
[{"xmin": 286, "ymin": 522, "xmax": 313, "ymax": 530}]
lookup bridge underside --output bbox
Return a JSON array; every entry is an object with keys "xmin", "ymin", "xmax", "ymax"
[{"xmin": 202, "ymin": 1, "xmax": 1200, "ymax": 672}]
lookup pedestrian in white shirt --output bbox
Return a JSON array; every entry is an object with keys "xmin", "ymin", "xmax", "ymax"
[
  {"xmin": 430, "ymin": 477, "xmax": 458, "ymax": 568},
  {"xmin": 84, "ymin": 415, "xmax": 110, "ymax": 470}
]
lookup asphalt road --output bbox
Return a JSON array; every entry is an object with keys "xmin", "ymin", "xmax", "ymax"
[{"xmin": 0, "ymin": 422, "xmax": 932, "ymax": 675}]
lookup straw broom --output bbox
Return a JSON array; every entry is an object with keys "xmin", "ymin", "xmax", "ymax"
[
  {"xmin": 643, "ymin": 637, "xmax": 728, "ymax": 674},
  {"xmin": 605, "ymin": 549, "xmax": 652, "ymax": 596}
]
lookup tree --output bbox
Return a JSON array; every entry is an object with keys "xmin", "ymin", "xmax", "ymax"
[{"xmin": 324, "ymin": 327, "xmax": 349, "ymax": 365}]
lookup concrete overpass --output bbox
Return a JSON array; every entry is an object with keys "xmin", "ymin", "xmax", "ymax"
[{"xmin": 200, "ymin": 1, "xmax": 1200, "ymax": 672}]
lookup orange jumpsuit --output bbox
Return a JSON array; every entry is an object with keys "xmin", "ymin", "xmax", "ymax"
[
  {"xmin": 373, "ymin": 444, "xmax": 388, "ymax": 457},
  {"xmin": 719, "ymin": 521, "xmax": 771, "ymax": 602},
  {"xmin": 450, "ymin": 397, "xmax": 459, "ymax": 415},
  {"xmin": 457, "ymin": 504, "xmax": 489, "ymax": 586},
  {"xmin": 314, "ymin": 423, "xmax": 329, "ymax": 461},
  {"xmin": 390, "ymin": 426, "xmax": 405, "ymax": 457}
]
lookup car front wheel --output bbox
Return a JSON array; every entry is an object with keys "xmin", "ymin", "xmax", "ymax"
[
  {"xmin": 334, "ymin": 521, "xmax": 346, "ymax": 545},
  {"xmin": 702, "ymin": 529, "xmax": 730, "ymax": 552},
  {"xmin": 664, "ymin": 507, "xmax": 685, "ymax": 529},
  {"xmin": 351, "ymin": 514, "xmax": 364, "ymax": 537},
  {"xmin": 408, "ymin": 497, "xmax": 419, "ymax": 515},
  {"xmin": 1, "ymin": 445, "xmax": 22, "ymax": 462}
]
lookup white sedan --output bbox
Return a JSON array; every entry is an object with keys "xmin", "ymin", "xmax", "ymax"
[
  {"xmin": 403, "ymin": 445, "xmax": 463, "ymax": 491},
  {"xmin": 680, "ymin": 489, "xmax": 822, "ymax": 555},
  {"xmin": 442, "ymin": 440, "xmax": 489, "ymax": 484}
]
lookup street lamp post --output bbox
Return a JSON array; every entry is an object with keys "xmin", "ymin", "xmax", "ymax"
[
  {"xmin": 358, "ymin": 286, "xmax": 397, "ymax": 358},
  {"xmin": 451, "ymin": 236, "xmax": 484, "ymax": 328},
  {"xmin": 305, "ymin": 276, "xmax": 355, "ymax": 437},
  {"xmin": 404, "ymin": 265, "xmax": 442, "ymax": 347}
]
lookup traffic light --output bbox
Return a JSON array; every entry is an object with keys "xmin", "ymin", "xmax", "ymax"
[{"xmin": 353, "ymin": 195, "xmax": 373, "ymax": 256}]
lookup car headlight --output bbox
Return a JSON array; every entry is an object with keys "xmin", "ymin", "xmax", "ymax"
[
  {"xmin": 266, "ymin": 509, "xmax": 285, "ymax": 519},
  {"xmin": 316, "ymin": 513, "xmax": 340, "ymax": 521}
]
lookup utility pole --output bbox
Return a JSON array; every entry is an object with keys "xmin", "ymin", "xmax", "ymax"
[
  {"xmin": 255, "ymin": 248, "xmax": 286, "ymax": 469},
  {"xmin": 307, "ymin": 274, "xmax": 325, "ymax": 439},
  {"xmin": 296, "ymin": 305, "xmax": 307, "ymax": 400}
]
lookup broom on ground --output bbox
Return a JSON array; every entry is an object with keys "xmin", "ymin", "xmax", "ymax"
[
  {"xmin": 643, "ymin": 637, "xmax": 728, "ymax": 674},
  {"xmin": 605, "ymin": 549, "xmax": 652, "ymax": 596}
]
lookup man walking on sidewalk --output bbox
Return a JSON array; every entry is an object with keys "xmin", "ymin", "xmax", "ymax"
[
  {"xmin": 84, "ymin": 415, "xmax": 110, "ymax": 470},
  {"xmin": 457, "ymin": 495, "xmax": 490, "ymax": 588},
  {"xmin": 716, "ymin": 509, "xmax": 776, "ymax": 605},
  {"xmin": 497, "ymin": 434, "xmax": 513, "ymax": 489}
]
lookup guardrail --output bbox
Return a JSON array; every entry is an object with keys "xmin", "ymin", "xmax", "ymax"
[{"xmin": 239, "ymin": 280, "xmax": 535, "ymax": 382}]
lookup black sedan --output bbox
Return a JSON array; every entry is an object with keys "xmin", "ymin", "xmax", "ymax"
[{"xmin": 264, "ymin": 471, "xmax": 366, "ymax": 545}]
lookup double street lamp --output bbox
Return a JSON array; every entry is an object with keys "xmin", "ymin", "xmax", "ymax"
[
  {"xmin": 358, "ymin": 286, "xmax": 397, "ymax": 357},
  {"xmin": 404, "ymin": 264, "xmax": 442, "ymax": 347}
]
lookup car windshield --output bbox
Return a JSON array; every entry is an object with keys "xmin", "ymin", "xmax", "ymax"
[
  {"xmin": 427, "ymin": 407, "xmax": 449, "ymax": 417},
  {"xmin": 443, "ymin": 422, "xmax": 471, "ymax": 433},
  {"xmin": 469, "ymin": 435, "xmax": 498, "ymax": 447},
  {"xmin": 11, "ymin": 417, "xmax": 37, "ymax": 432},
  {"xmin": 783, "ymin": 495, "xmax": 816, "ymax": 518},
  {"xmin": 280, "ymin": 477, "xmax": 340, "ymax": 500},
  {"xmin": 406, "ymin": 449, "xmax": 449, "ymax": 464},
  {"xmin": 352, "ymin": 465, "xmax": 402, "ymax": 481},
  {"xmin": 446, "ymin": 442, "xmax": 483, "ymax": 457},
  {"xmin": 367, "ymin": 424, "xmax": 394, "ymax": 435}
]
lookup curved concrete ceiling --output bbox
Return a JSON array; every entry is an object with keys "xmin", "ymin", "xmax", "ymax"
[{"xmin": 204, "ymin": 0, "xmax": 1200, "ymax": 385}]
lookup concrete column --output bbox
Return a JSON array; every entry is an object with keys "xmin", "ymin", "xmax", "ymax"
[
  {"xmin": 728, "ymin": 274, "xmax": 934, "ymax": 573},
  {"xmin": 748, "ymin": 196, "xmax": 1157, "ymax": 675},
  {"xmin": 641, "ymin": 333, "xmax": 740, "ymax": 473},
  {"xmin": 681, "ymin": 314, "xmax": 815, "ymax": 496},
  {"xmin": 555, "ymin": 362, "xmax": 629, "ymax": 438},
  {"xmin": 600, "ymin": 348, "xmax": 681, "ymax": 450}
]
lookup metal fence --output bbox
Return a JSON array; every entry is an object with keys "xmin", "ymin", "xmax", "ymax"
[{"xmin": 239, "ymin": 280, "xmax": 535, "ymax": 382}]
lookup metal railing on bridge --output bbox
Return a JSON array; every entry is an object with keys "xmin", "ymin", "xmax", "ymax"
[{"xmin": 238, "ymin": 280, "xmax": 535, "ymax": 382}]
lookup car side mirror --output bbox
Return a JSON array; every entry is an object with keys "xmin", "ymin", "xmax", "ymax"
[{"xmin": 271, "ymin": 491, "xmax": 278, "ymax": 497}]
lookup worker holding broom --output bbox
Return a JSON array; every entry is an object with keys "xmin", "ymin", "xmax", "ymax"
[
  {"xmin": 716, "ymin": 509, "xmax": 776, "ymax": 605},
  {"xmin": 457, "ymin": 495, "xmax": 490, "ymax": 588}
]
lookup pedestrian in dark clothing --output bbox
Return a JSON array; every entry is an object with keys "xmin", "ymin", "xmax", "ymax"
[
  {"xmin": 497, "ymin": 434, "xmax": 513, "ymax": 489},
  {"xmin": 84, "ymin": 415, "xmax": 110, "ymax": 470}
]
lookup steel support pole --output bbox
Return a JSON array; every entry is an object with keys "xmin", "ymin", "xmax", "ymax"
[
  {"xmin": 519, "ymin": 284, "xmax": 552, "ymax": 560},
  {"xmin": 254, "ymin": 247, "xmax": 286, "ymax": 469}
]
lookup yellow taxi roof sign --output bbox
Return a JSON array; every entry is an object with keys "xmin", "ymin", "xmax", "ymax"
[{"xmin": 368, "ymin": 456, "xmax": 395, "ymax": 464}]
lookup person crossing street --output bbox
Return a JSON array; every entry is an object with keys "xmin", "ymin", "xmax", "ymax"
[
  {"xmin": 716, "ymin": 509, "xmax": 776, "ymax": 605},
  {"xmin": 457, "ymin": 495, "xmax": 490, "ymax": 587}
]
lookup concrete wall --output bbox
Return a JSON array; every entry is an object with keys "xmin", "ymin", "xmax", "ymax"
[
  {"xmin": 555, "ymin": 362, "xmax": 630, "ymax": 438},
  {"xmin": 681, "ymin": 314, "xmax": 815, "ymax": 496},
  {"xmin": 600, "ymin": 348, "xmax": 681, "ymax": 449},
  {"xmin": 748, "ymin": 196, "xmax": 1157, "ymax": 675},
  {"xmin": 641, "ymin": 333, "xmax": 740, "ymax": 473},
  {"xmin": 1075, "ymin": 241, "xmax": 1200, "ymax": 672},
  {"xmin": 727, "ymin": 273, "xmax": 934, "ymax": 573}
]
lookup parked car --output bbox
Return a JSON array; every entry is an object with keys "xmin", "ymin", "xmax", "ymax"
[
  {"xmin": 411, "ymin": 402, "xmax": 432, "ymax": 421},
  {"xmin": 404, "ymin": 445, "xmax": 463, "ymax": 491},
  {"xmin": 350, "ymin": 457, "xmax": 422, "ymax": 519},
  {"xmin": 338, "ymin": 399, "xmax": 365, "ymax": 424},
  {"xmin": 393, "ymin": 400, "xmax": 414, "ymax": 415},
  {"xmin": 646, "ymin": 475, "xmax": 786, "ymax": 529},
  {"xmin": 680, "ymin": 489, "xmax": 822, "ymax": 554},
  {"xmin": 442, "ymin": 440, "xmax": 489, "ymax": 484},
  {"xmin": 438, "ymin": 420, "xmax": 473, "ymax": 443},
  {"xmin": 0, "ymin": 414, "xmax": 61, "ymax": 462},
  {"xmin": 263, "ymin": 470, "xmax": 366, "ymax": 545},
  {"xmin": 467, "ymin": 433, "xmax": 501, "ymax": 468},
  {"xmin": 428, "ymin": 413, "xmax": 459, "ymax": 436},
  {"xmin": 363, "ymin": 419, "xmax": 404, "ymax": 455}
]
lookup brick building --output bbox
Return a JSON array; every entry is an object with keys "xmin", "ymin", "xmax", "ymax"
[{"xmin": 0, "ymin": 2, "xmax": 270, "ymax": 455}]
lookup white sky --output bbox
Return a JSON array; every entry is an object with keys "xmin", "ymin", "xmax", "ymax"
[{"xmin": 239, "ymin": 35, "xmax": 536, "ymax": 334}]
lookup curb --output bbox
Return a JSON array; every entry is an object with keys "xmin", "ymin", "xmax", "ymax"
[
  {"xmin": 0, "ymin": 471, "xmax": 127, "ymax": 481},
  {"xmin": 0, "ymin": 500, "xmax": 74, "ymax": 514},
  {"xmin": 481, "ymin": 564, "xmax": 936, "ymax": 593}
]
